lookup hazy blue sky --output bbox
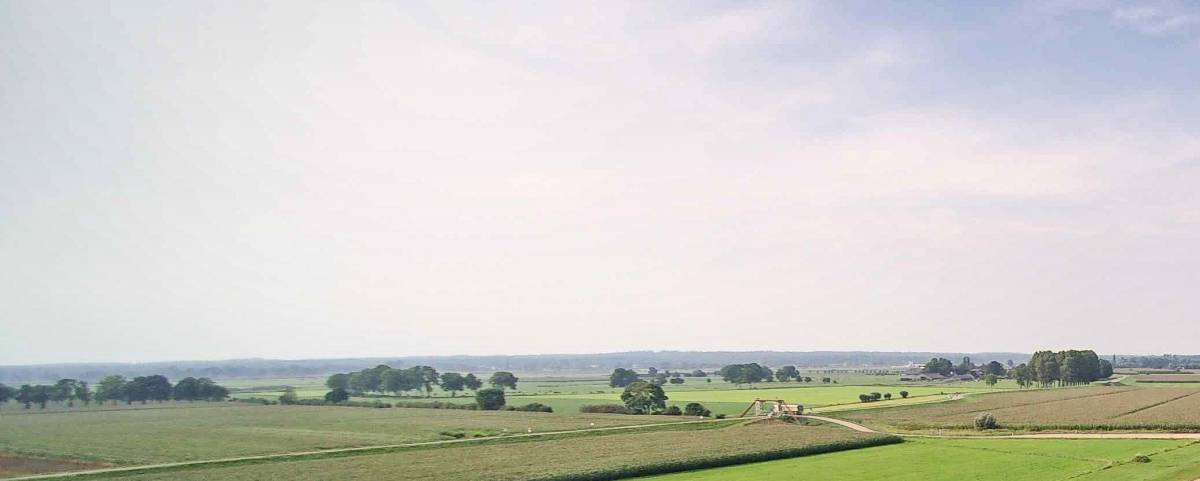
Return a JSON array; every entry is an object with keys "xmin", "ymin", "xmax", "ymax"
[{"xmin": 3, "ymin": 1, "xmax": 1199, "ymax": 364}]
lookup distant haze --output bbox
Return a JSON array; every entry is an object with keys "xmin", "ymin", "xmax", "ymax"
[{"xmin": 2, "ymin": 1, "xmax": 1199, "ymax": 364}]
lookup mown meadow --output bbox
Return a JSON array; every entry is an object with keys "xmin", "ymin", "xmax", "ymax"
[
  {"xmin": 641, "ymin": 438, "xmax": 1200, "ymax": 481},
  {"xmin": 834, "ymin": 386, "xmax": 1200, "ymax": 432}
]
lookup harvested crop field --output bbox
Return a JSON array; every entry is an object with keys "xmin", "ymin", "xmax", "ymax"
[
  {"xmin": 0, "ymin": 453, "xmax": 108, "ymax": 478},
  {"xmin": 1136, "ymin": 374, "xmax": 1200, "ymax": 383},
  {"xmin": 835, "ymin": 387, "xmax": 1200, "ymax": 431},
  {"xmin": 0, "ymin": 404, "xmax": 687, "ymax": 465},
  {"xmin": 81, "ymin": 421, "xmax": 898, "ymax": 481}
]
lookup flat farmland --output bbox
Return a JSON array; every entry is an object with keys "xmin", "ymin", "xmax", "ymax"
[
  {"xmin": 0, "ymin": 454, "xmax": 108, "ymax": 479},
  {"xmin": 836, "ymin": 387, "xmax": 1200, "ymax": 431},
  {"xmin": 1134, "ymin": 374, "xmax": 1200, "ymax": 384},
  {"xmin": 77, "ymin": 422, "xmax": 897, "ymax": 481},
  {"xmin": 0, "ymin": 404, "xmax": 687, "ymax": 465},
  {"xmin": 640, "ymin": 438, "xmax": 1197, "ymax": 481},
  {"xmin": 514, "ymin": 384, "xmax": 1003, "ymax": 416}
]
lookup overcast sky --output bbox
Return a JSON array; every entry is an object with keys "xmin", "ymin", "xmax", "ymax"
[{"xmin": 2, "ymin": 1, "xmax": 1199, "ymax": 364}]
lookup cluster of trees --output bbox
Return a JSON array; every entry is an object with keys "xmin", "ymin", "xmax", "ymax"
[
  {"xmin": 718, "ymin": 363, "xmax": 775, "ymax": 387},
  {"xmin": 608, "ymin": 368, "xmax": 695, "ymax": 388},
  {"xmin": 856, "ymin": 391, "xmax": 911, "ymax": 403},
  {"xmin": 618, "ymin": 380, "xmax": 671, "ymax": 414},
  {"xmin": 610, "ymin": 380, "xmax": 714, "ymax": 416},
  {"xmin": 922, "ymin": 357, "xmax": 985, "ymax": 376},
  {"xmin": 718, "ymin": 364, "xmax": 826, "ymax": 387},
  {"xmin": 325, "ymin": 365, "xmax": 518, "ymax": 399},
  {"xmin": 1009, "ymin": 350, "xmax": 1113, "ymax": 388},
  {"xmin": 0, "ymin": 375, "xmax": 227, "ymax": 409},
  {"xmin": 611, "ymin": 365, "xmax": 828, "ymax": 390},
  {"xmin": 923, "ymin": 357, "xmax": 1011, "ymax": 377}
]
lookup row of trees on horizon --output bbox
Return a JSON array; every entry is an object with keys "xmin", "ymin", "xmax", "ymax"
[
  {"xmin": 0, "ymin": 375, "xmax": 229, "ymax": 409},
  {"xmin": 922, "ymin": 350, "xmax": 1114, "ymax": 388},
  {"xmin": 608, "ymin": 364, "xmax": 834, "ymax": 389},
  {"xmin": 324, "ymin": 365, "xmax": 519, "ymax": 398}
]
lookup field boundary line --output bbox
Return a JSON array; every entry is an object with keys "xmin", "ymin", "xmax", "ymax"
[
  {"xmin": 1, "ymin": 418, "xmax": 739, "ymax": 481},
  {"xmin": 929, "ymin": 387, "xmax": 1131, "ymax": 419},
  {"xmin": 1111, "ymin": 390, "xmax": 1200, "ymax": 419},
  {"xmin": 799, "ymin": 415, "xmax": 878, "ymax": 433}
]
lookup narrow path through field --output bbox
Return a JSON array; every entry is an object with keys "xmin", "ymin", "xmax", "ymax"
[
  {"xmin": 801, "ymin": 416, "xmax": 1200, "ymax": 441},
  {"xmin": 2, "ymin": 417, "xmax": 736, "ymax": 481},
  {"xmin": 798, "ymin": 415, "xmax": 878, "ymax": 433}
]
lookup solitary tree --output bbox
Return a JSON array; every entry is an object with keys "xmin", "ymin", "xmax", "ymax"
[
  {"xmin": 489, "ymin": 372, "xmax": 519, "ymax": 391},
  {"xmin": 439, "ymin": 372, "xmax": 466, "ymax": 397},
  {"xmin": 414, "ymin": 366, "xmax": 440, "ymax": 397},
  {"xmin": 0, "ymin": 383, "xmax": 14, "ymax": 408},
  {"xmin": 475, "ymin": 388, "xmax": 506, "ymax": 410},
  {"xmin": 16, "ymin": 385, "xmax": 33, "ymax": 409},
  {"xmin": 173, "ymin": 377, "xmax": 200, "ymax": 401},
  {"xmin": 775, "ymin": 366, "xmax": 800, "ymax": 382},
  {"xmin": 683, "ymin": 402, "xmax": 711, "ymax": 417},
  {"xmin": 324, "ymin": 388, "xmax": 350, "ymax": 403},
  {"xmin": 143, "ymin": 375, "xmax": 173, "ymax": 402},
  {"xmin": 75, "ymin": 381, "xmax": 91, "ymax": 406},
  {"xmin": 463, "ymin": 373, "xmax": 483, "ymax": 392},
  {"xmin": 1099, "ymin": 359, "xmax": 1114, "ymax": 379},
  {"xmin": 1010, "ymin": 363, "xmax": 1035, "ymax": 388},
  {"xmin": 983, "ymin": 374, "xmax": 999, "ymax": 386},
  {"xmin": 384, "ymin": 368, "xmax": 421, "ymax": 396},
  {"xmin": 899, "ymin": 390, "xmax": 909, "ymax": 399},
  {"xmin": 278, "ymin": 387, "xmax": 299, "ymax": 405},
  {"xmin": 326, "ymin": 373, "xmax": 350, "ymax": 390},
  {"xmin": 718, "ymin": 363, "xmax": 772, "ymax": 388},
  {"xmin": 30, "ymin": 385, "xmax": 51, "ymax": 409},
  {"xmin": 620, "ymin": 381, "xmax": 668, "ymax": 414},
  {"xmin": 196, "ymin": 378, "xmax": 229, "ymax": 401},
  {"xmin": 923, "ymin": 358, "xmax": 954, "ymax": 376},
  {"xmin": 95, "ymin": 375, "xmax": 128, "ymax": 405},
  {"xmin": 53, "ymin": 379, "xmax": 80, "ymax": 406},
  {"xmin": 608, "ymin": 368, "xmax": 640, "ymax": 388}
]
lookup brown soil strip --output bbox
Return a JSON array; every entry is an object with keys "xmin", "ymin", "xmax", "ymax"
[{"xmin": 0, "ymin": 454, "xmax": 109, "ymax": 478}]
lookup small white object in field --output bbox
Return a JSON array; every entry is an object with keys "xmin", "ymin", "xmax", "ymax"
[
  {"xmin": 590, "ymin": 422, "xmax": 595, "ymax": 427},
  {"xmin": 527, "ymin": 427, "xmax": 532, "ymax": 433}
]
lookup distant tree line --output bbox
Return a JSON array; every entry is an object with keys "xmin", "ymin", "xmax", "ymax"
[
  {"xmin": 323, "ymin": 365, "xmax": 518, "ymax": 400},
  {"xmin": 0, "ymin": 375, "xmax": 227, "ymax": 409},
  {"xmin": 920, "ymin": 350, "xmax": 1112, "ymax": 388},
  {"xmin": 609, "ymin": 365, "xmax": 826, "ymax": 390},
  {"xmin": 1, "ymin": 351, "xmax": 1035, "ymax": 384},
  {"xmin": 1116, "ymin": 354, "xmax": 1200, "ymax": 370}
]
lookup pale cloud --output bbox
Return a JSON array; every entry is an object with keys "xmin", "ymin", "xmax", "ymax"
[
  {"xmin": 1112, "ymin": 5, "xmax": 1200, "ymax": 36},
  {"xmin": 2, "ymin": 1, "xmax": 1200, "ymax": 363}
]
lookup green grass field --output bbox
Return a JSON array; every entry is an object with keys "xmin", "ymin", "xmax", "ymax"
[
  {"xmin": 641, "ymin": 438, "xmax": 1200, "ymax": 481},
  {"xmin": 0, "ymin": 404, "xmax": 688, "ymax": 465},
  {"xmin": 222, "ymin": 373, "xmax": 1017, "ymax": 403},
  {"xmin": 497, "ymin": 384, "xmax": 1003, "ymax": 416},
  {"xmin": 222, "ymin": 373, "xmax": 1014, "ymax": 419}
]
